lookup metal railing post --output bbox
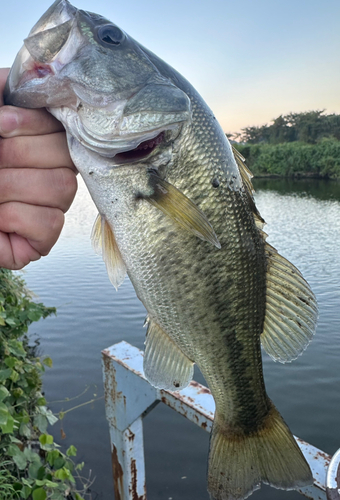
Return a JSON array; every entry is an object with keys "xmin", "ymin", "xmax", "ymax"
[{"xmin": 102, "ymin": 341, "xmax": 333, "ymax": 500}]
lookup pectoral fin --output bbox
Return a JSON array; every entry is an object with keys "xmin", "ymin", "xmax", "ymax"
[
  {"xmin": 144, "ymin": 174, "xmax": 221, "ymax": 248},
  {"xmin": 143, "ymin": 317, "xmax": 194, "ymax": 391},
  {"xmin": 91, "ymin": 214, "xmax": 127, "ymax": 290},
  {"xmin": 261, "ymin": 243, "xmax": 318, "ymax": 362}
]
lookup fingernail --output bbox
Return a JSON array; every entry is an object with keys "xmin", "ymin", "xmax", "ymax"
[{"xmin": 0, "ymin": 109, "xmax": 20, "ymax": 135}]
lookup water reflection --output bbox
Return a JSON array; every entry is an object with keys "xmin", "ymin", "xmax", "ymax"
[{"xmin": 254, "ymin": 177, "xmax": 340, "ymax": 201}]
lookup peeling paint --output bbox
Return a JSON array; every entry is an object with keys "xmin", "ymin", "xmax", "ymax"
[{"xmin": 130, "ymin": 458, "xmax": 146, "ymax": 500}]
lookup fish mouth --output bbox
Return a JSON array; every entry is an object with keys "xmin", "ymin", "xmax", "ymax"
[
  {"xmin": 113, "ymin": 131, "xmax": 165, "ymax": 163},
  {"xmin": 18, "ymin": 61, "xmax": 55, "ymax": 87}
]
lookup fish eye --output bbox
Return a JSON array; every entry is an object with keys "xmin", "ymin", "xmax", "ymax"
[{"xmin": 97, "ymin": 25, "xmax": 125, "ymax": 46}]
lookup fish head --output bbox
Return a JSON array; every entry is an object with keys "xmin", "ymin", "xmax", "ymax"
[{"xmin": 5, "ymin": 0, "xmax": 191, "ymax": 162}]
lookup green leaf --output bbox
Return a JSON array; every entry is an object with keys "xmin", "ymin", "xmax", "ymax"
[
  {"xmin": 54, "ymin": 467, "xmax": 75, "ymax": 482},
  {"xmin": 50, "ymin": 491, "xmax": 66, "ymax": 500},
  {"xmin": 13, "ymin": 450, "xmax": 28, "ymax": 470},
  {"xmin": 35, "ymin": 479, "xmax": 58, "ymax": 488},
  {"xmin": 7, "ymin": 339, "xmax": 26, "ymax": 357},
  {"xmin": 53, "ymin": 456, "xmax": 66, "ymax": 470},
  {"xmin": 39, "ymin": 433, "xmax": 54, "ymax": 446},
  {"xmin": 27, "ymin": 310, "xmax": 43, "ymax": 322},
  {"xmin": 5, "ymin": 317, "xmax": 18, "ymax": 326},
  {"xmin": 28, "ymin": 462, "xmax": 41, "ymax": 480},
  {"xmin": 34, "ymin": 414, "xmax": 48, "ymax": 433},
  {"xmin": 44, "ymin": 409, "xmax": 58, "ymax": 426},
  {"xmin": 36, "ymin": 397, "xmax": 47, "ymax": 406},
  {"xmin": 9, "ymin": 435, "xmax": 22, "ymax": 444},
  {"xmin": 7, "ymin": 443, "xmax": 21, "ymax": 456},
  {"xmin": 0, "ymin": 401, "xmax": 10, "ymax": 424},
  {"xmin": 0, "ymin": 414, "xmax": 14, "ymax": 434},
  {"xmin": 66, "ymin": 445, "xmax": 77, "ymax": 457},
  {"xmin": 75, "ymin": 494, "xmax": 85, "ymax": 500},
  {"xmin": 10, "ymin": 370, "xmax": 20, "ymax": 383},
  {"xmin": 75, "ymin": 461, "xmax": 85, "ymax": 471},
  {"xmin": 0, "ymin": 368, "xmax": 12, "ymax": 382},
  {"xmin": 46, "ymin": 450, "xmax": 61, "ymax": 467},
  {"xmin": 42, "ymin": 357, "xmax": 53, "ymax": 368},
  {"xmin": 32, "ymin": 488, "xmax": 47, "ymax": 500},
  {"xmin": 23, "ymin": 447, "xmax": 41, "ymax": 464},
  {"xmin": 0, "ymin": 385, "xmax": 10, "ymax": 401},
  {"xmin": 21, "ymin": 485, "xmax": 32, "ymax": 499},
  {"xmin": 4, "ymin": 356, "xmax": 17, "ymax": 369}
]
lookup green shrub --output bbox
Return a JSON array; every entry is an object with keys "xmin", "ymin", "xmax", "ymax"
[
  {"xmin": 234, "ymin": 139, "xmax": 340, "ymax": 178},
  {"xmin": 0, "ymin": 269, "xmax": 88, "ymax": 500}
]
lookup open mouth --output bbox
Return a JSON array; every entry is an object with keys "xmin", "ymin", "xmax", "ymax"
[
  {"xmin": 19, "ymin": 62, "xmax": 54, "ymax": 86},
  {"xmin": 114, "ymin": 131, "xmax": 165, "ymax": 163}
]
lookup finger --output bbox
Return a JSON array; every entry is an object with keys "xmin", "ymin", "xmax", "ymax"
[
  {"xmin": 0, "ymin": 232, "xmax": 41, "ymax": 270},
  {"xmin": 0, "ymin": 132, "xmax": 75, "ymax": 170},
  {"xmin": 0, "ymin": 201, "xmax": 64, "ymax": 256},
  {"xmin": 0, "ymin": 106, "xmax": 64, "ymax": 138},
  {"xmin": 0, "ymin": 167, "xmax": 77, "ymax": 212}
]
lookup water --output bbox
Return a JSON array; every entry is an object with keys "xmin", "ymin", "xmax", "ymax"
[{"xmin": 22, "ymin": 177, "xmax": 340, "ymax": 500}]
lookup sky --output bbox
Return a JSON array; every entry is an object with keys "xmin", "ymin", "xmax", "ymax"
[{"xmin": 1, "ymin": 0, "xmax": 339, "ymax": 134}]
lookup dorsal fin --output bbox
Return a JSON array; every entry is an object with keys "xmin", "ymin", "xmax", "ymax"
[
  {"xmin": 91, "ymin": 214, "xmax": 127, "ymax": 290},
  {"xmin": 261, "ymin": 243, "xmax": 318, "ymax": 362},
  {"xmin": 231, "ymin": 147, "xmax": 318, "ymax": 360},
  {"xmin": 232, "ymin": 145, "xmax": 265, "ymax": 229}
]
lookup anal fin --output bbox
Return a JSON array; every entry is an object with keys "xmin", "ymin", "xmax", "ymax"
[
  {"xmin": 261, "ymin": 243, "xmax": 318, "ymax": 363},
  {"xmin": 143, "ymin": 317, "xmax": 194, "ymax": 391}
]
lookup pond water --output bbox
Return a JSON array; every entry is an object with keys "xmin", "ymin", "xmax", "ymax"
[{"xmin": 23, "ymin": 177, "xmax": 340, "ymax": 500}]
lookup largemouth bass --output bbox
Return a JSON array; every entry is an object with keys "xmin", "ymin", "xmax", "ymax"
[{"xmin": 5, "ymin": 1, "xmax": 318, "ymax": 498}]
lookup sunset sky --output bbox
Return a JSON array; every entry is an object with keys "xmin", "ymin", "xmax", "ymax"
[{"xmin": 1, "ymin": 0, "xmax": 339, "ymax": 134}]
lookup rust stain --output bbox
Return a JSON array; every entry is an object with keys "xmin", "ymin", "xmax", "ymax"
[
  {"xmin": 130, "ymin": 458, "xmax": 146, "ymax": 500},
  {"xmin": 190, "ymin": 380, "xmax": 211, "ymax": 395},
  {"xmin": 111, "ymin": 444, "xmax": 124, "ymax": 500},
  {"xmin": 313, "ymin": 451, "xmax": 331, "ymax": 465},
  {"xmin": 201, "ymin": 422, "xmax": 207, "ymax": 430},
  {"xmin": 127, "ymin": 428, "xmax": 135, "ymax": 442}
]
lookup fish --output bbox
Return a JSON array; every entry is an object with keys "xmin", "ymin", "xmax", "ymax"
[{"xmin": 4, "ymin": 1, "xmax": 318, "ymax": 498}]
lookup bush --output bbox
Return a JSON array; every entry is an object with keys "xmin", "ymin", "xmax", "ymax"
[
  {"xmin": 0, "ymin": 269, "xmax": 88, "ymax": 500},
  {"xmin": 234, "ymin": 138, "xmax": 340, "ymax": 178}
]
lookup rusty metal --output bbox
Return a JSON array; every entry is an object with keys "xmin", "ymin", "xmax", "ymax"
[
  {"xmin": 102, "ymin": 341, "xmax": 334, "ymax": 500},
  {"xmin": 326, "ymin": 448, "xmax": 340, "ymax": 500}
]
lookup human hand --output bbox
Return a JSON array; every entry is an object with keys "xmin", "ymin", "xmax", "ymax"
[{"xmin": 0, "ymin": 68, "xmax": 77, "ymax": 270}]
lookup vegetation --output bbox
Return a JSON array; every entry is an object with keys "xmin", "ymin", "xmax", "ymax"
[
  {"xmin": 235, "ymin": 138, "xmax": 340, "ymax": 178},
  {"xmin": 235, "ymin": 110, "xmax": 340, "ymax": 145},
  {"xmin": 0, "ymin": 269, "xmax": 90, "ymax": 500},
  {"xmin": 230, "ymin": 111, "xmax": 340, "ymax": 179}
]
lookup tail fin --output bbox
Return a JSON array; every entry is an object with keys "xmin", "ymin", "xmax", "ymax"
[{"xmin": 207, "ymin": 403, "xmax": 312, "ymax": 500}]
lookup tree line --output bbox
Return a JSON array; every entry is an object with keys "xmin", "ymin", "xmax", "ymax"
[{"xmin": 230, "ymin": 111, "xmax": 340, "ymax": 178}]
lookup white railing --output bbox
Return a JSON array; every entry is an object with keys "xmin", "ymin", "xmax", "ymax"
[{"xmin": 102, "ymin": 341, "xmax": 339, "ymax": 500}]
